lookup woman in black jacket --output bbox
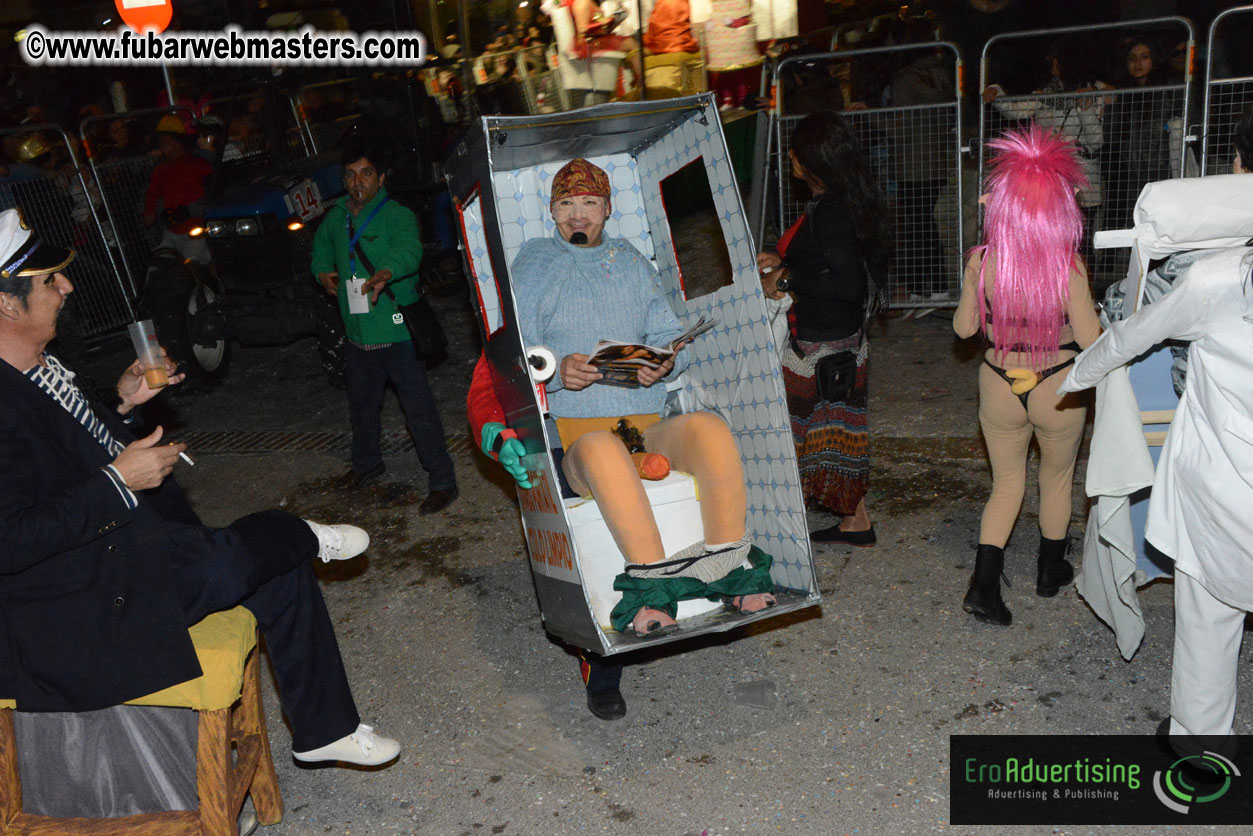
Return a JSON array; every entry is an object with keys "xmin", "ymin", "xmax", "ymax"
[
  {"xmin": 1101, "ymin": 36, "xmax": 1182, "ymax": 230},
  {"xmin": 757, "ymin": 110, "xmax": 893, "ymax": 545}
]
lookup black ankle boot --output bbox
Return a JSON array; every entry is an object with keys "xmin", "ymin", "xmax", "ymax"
[
  {"xmin": 1036, "ymin": 535, "xmax": 1075, "ymax": 598},
  {"xmin": 963, "ymin": 544, "xmax": 1012, "ymax": 626}
]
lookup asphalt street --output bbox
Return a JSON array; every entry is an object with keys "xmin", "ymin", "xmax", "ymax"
[{"xmin": 87, "ymin": 288, "xmax": 1250, "ymax": 836}]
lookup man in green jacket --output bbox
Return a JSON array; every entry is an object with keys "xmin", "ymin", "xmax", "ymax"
[{"xmin": 312, "ymin": 139, "xmax": 457, "ymax": 513}]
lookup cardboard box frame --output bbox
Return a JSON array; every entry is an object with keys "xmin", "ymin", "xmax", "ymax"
[{"xmin": 446, "ymin": 94, "xmax": 819, "ymax": 654}]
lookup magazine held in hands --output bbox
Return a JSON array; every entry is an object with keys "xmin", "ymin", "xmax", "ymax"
[{"xmin": 587, "ymin": 316, "xmax": 718, "ymax": 388}]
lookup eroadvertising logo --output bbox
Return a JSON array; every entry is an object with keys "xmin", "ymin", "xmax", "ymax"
[
  {"xmin": 950, "ymin": 735, "xmax": 1253, "ymax": 825},
  {"xmin": 1153, "ymin": 750, "xmax": 1240, "ymax": 814}
]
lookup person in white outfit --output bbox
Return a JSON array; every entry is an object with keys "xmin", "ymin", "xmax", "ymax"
[{"xmin": 1059, "ymin": 244, "xmax": 1253, "ymax": 743}]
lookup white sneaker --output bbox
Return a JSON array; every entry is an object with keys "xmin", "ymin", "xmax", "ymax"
[
  {"xmin": 292, "ymin": 723, "xmax": 400, "ymax": 766},
  {"xmin": 305, "ymin": 521, "xmax": 369, "ymax": 562}
]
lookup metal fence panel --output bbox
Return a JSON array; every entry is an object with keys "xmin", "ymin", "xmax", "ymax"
[
  {"xmin": 0, "ymin": 124, "xmax": 134, "ymax": 337},
  {"xmin": 1202, "ymin": 5, "xmax": 1253, "ymax": 174},
  {"xmin": 201, "ymin": 93, "xmax": 308, "ymax": 159},
  {"xmin": 979, "ymin": 17, "xmax": 1196, "ymax": 285},
  {"xmin": 420, "ymin": 64, "xmax": 470, "ymax": 125},
  {"xmin": 772, "ymin": 42, "xmax": 964, "ymax": 308},
  {"xmin": 517, "ymin": 46, "xmax": 567, "ymax": 114},
  {"xmin": 81, "ymin": 108, "xmax": 196, "ymax": 294}
]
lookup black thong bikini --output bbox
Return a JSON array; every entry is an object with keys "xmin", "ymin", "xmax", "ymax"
[{"xmin": 983, "ymin": 342, "xmax": 1082, "ymax": 410}]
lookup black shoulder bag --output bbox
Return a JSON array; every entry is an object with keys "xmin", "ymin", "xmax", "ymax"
[
  {"xmin": 352, "ymin": 239, "xmax": 448, "ymax": 360},
  {"xmin": 811, "ymin": 263, "xmax": 876, "ymax": 405}
]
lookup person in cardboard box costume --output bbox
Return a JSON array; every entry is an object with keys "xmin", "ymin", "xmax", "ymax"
[{"xmin": 468, "ymin": 158, "xmax": 777, "ymax": 718}]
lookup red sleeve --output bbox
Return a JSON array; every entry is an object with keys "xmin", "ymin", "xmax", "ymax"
[{"xmin": 467, "ymin": 351, "xmax": 506, "ymax": 447}]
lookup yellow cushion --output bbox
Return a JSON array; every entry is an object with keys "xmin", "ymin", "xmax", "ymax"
[
  {"xmin": 127, "ymin": 607, "xmax": 258, "ymax": 711},
  {"xmin": 1, "ymin": 608, "xmax": 257, "ymax": 713}
]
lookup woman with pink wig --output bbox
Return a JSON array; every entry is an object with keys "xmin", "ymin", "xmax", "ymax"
[{"xmin": 953, "ymin": 124, "xmax": 1102, "ymax": 626}]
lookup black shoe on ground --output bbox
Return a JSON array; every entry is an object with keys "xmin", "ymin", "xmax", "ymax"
[
  {"xmin": 587, "ymin": 687, "xmax": 627, "ymax": 720},
  {"xmin": 810, "ymin": 524, "xmax": 876, "ymax": 546},
  {"xmin": 419, "ymin": 487, "xmax": 459, "ymax": 515},
  {"xmin": 963, "ymin": 544, "xmax": 1012, "ymax": 626},
  {"xmin": 333, "ymin": 463, "xmax": 385, "ymax": 493},
  {"xmin": 1036, "ymin": 534, "xmax": 1075, "ymax": 597}
]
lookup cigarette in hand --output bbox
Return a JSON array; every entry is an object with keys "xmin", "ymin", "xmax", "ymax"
[{"xmin": 179, "ymin": 450, "xmax": 195, "ymax": 466}]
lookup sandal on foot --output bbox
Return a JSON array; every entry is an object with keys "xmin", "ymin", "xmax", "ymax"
[
  {"xmin": 730, "ymin": 592, "xmax": 777, "ymax": 615},
  {"xmin": 631, "ymin": 606, "xmax": 678, "ymax": 639}
]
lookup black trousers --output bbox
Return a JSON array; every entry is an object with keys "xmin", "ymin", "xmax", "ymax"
[
  {"xmin": 345, "ymin": 342, "xmax": 457, "ymax": 491},
  {"xmin": 166, "ymin": 510, "xmax": 359, "ymax": 752},
  {"xmin": 580, "ymin": 652, "xmax": 623, "ymax": 692}
]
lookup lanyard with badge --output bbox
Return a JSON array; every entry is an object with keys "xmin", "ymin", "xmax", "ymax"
[{"xmin": 345, "ymin": 197, "xmax": 389, "ymax": 315}]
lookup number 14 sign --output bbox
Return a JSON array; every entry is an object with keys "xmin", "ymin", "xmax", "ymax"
[{"xmin": 285, "ymin": 180, "xmax": 324, "ymax": 222}]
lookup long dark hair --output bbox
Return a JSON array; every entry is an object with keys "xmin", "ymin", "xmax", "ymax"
[
  {"xmin": 790, "ymin": 110, "xmax": 894, "ymax": 271},
  {"xmin": 1115, "ymin": 36, "xmax": 1163, "ymax": 87}
]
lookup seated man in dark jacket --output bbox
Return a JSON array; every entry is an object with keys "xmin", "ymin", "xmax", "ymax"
[{"xmin": 0, "ymin": 207, "xmax": 398, "ymax": 768}]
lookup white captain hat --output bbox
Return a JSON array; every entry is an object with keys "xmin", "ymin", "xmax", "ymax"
[{"xmin": 0, "ymin": 208, "xmax": 75, "ymax": 280}]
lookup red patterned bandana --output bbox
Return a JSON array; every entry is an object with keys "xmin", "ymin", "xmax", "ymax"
[{"xmin": 550, "ymin": 158, "xmax": 611, "ymax": 207}]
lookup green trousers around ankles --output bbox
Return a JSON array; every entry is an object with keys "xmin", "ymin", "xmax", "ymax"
[{"xmin": 609, "ymin": 547, "xmax": 775, "ymax": 633}]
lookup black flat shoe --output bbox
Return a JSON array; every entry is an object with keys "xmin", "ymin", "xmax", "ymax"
[
  {"xmin": 333, "ymin": 463, "xmax": 385, "ymax": 494},
  {"xmin": 586, "ymin": 687, "xmax": 627, "ymax": 720},
  {"xmin": 810, "ymin": 524, "xmax": 876, "ymax": 546},
  {"xmin": 419, "ymin": 487, "xmax": 459, "ymax": 515}
]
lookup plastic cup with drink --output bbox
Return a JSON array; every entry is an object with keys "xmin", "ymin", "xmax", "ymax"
[{"xmin": 127, "ymin": 319, "xmax": 169, "ymax": 389}]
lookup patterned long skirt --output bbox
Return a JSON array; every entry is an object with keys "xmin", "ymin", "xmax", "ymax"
[{"xmin": 781, "ymin": 332, "xmax": 870, "ymax": 517}]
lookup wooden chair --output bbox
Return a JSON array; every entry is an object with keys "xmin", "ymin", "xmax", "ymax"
[{"xmin": 0, "ymin": 607, "xmax": 282, "ymax": 836}]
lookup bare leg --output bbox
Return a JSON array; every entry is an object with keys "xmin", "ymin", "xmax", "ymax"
[
  {"xmin": 622, "ymin": 40, "xmax": 643, "ymax": 82},
  {"xmin": 643, "ymin": 412, "xmax": 747, "ymax": 546},
  {"xmin": 1027, "ymin": 371, "xmax": 1088, "ymax": 541},
  {"xmin": 840, "ymin": 497, "xmax": 872, "ymax": 532},
  {"xmin": 977, "ymin": 364, "xmax": 1033, "ymax": 548},
  {"xmin": 563, "ymin": 430, "xmax": 665, "ymax": 564}
]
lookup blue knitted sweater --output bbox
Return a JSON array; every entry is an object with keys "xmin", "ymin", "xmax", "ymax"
[{"xmin": 511, "ymin": 232, "xmax": 690, "ymax": 419}]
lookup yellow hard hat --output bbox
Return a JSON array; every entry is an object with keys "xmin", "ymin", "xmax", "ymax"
[
  {"xmin": 14, "ymin": 134, "xmax": 51, "ymax": 162},
  {"xmin": 155, "ymin": 114, "xmax": 187, "ymax": 135}
]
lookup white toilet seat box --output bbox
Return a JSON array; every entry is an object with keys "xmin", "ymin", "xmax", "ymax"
[{"xmin": 563, "ymin": 471, "xmax": 725, "ymax": 629}]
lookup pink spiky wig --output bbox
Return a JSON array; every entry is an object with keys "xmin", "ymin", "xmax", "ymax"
[{"xmin": 972, "ymin": 124, "xmax": 1089, "ymax": 372}]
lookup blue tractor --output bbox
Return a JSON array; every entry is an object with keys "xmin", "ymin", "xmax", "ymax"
[{"xmin": 140, "ymin": 84, "xmax": 348, "ymax": 388}]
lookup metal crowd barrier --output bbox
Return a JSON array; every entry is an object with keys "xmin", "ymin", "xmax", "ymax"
[
  {"xmin": 767, "ymin": 42, "xmax": 965, "ymax": 308},
  {"xmin": 0, "ymin": 124, "xmax": 135, "ymax": 337},
  {"xmin": 980, "ymin": 17, "xmax": 1197, "ymax": 284},
  {"xmin": 419, "ymin": 63, "xmax": 470, "ymax": 124},
  {"xmin": 1201, "ymin": 4, "xmax": 1253, "ymax": 174},
  {"xmin": 516, "ymin": 45, "xmax": 567, "ymax": 114},
  {"xmin": 470, "ymin": 50, "xmax": 532, "ymax": 115},
  {"xmin": 201, "ymin": 93, "xmax": 309, "ymax": 159},
  {"xmin": 80, "ymin": 106, "xmax": 195, "ymax": 295},
  {"xmin": 295, "ymin": 79, "xmax": 363, "ymax": 153}
]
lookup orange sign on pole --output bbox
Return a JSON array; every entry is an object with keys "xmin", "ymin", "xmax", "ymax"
[{"xmin": 115, "ymin": 0, "xmax": 173, "ymax": 34}]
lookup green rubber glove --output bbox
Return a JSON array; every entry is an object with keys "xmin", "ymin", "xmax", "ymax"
[
  {"xmin": 498, "ymin": 437, "xmax": 532, "ymax": 489},
  {"xmin": 480, "ymin": 421, "xmax": 507, "ymax": 456},
  {"xmin": 480, "ymin": 422, "xmax": 532, "ymax": 489}
]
